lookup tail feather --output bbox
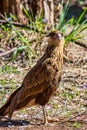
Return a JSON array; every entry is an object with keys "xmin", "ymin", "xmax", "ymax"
[
  {"xmin": 0, "ymin": 87, "xmax": 21, "ymax": 117},
  {"xmin": 0, "ymin": 106, "xmax": 8, "ymax": 117}
]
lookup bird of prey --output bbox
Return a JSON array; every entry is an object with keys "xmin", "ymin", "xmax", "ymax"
[{"xmin": 0, "ymin": 31, "xmax": 64, "ymax": 124}]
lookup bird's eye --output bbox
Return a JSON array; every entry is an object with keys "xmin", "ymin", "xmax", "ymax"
[{"xmin": 53, "ymin": 34, "xmax": 59, "ymax": 39}]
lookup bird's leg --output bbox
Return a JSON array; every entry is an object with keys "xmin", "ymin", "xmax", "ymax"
[
  {"xmin": 42, "ymin": 106, "xmax": 48, "ymax": 125},
  {"xmin": 42, "ymin": 106, "xmax": 59, "ymax": 124}
]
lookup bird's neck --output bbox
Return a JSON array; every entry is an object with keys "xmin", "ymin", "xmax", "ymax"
[{"xmin": 47, "ymin": 45, "xmax": 63, "ymax": 70}]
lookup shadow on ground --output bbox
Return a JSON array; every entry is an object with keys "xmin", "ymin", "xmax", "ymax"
[{"xmin": 0, "ymin": 120, "xmax": 30, "ymax": 127}]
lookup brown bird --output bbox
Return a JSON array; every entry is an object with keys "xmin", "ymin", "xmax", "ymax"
[{"xmin": 0, "ymin": 31, "xmax": 64, "ymax": 124}]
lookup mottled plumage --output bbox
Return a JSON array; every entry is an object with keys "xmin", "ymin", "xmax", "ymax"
[{"xmin": 0, "ymin": 31, "xmax": 64, "ymax": 124}]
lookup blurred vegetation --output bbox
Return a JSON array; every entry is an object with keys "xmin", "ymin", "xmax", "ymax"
[{"xmin": 0, "ymin": 0, "xmax": 87, "ymax": 62}]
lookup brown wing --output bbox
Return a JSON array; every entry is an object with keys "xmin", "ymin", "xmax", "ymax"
[
  {"xmin": 23, "ymin": 62, "xmax": 49, "ymax": 88},
  {"xmin": 16, "ymin": 59, "xmax": 51, "ymax": 104}
]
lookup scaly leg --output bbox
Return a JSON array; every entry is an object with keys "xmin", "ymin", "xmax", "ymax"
[
  {"xmin": 42, "ymin": 106, "xmax": 58, "ymax": 125},
  {"xmin": 42, "ymin": 106, "xmax": 48, "ymax": 125}
]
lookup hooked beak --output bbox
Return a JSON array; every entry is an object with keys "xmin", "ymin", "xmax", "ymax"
[{"xmin": 57, "ymin": 33, "xmax": 63, "ymax": 40}]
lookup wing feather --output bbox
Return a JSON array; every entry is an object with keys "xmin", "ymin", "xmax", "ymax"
[{"xmin": 16, "ymin": 60, "xmax": 51, "ymax": 104}]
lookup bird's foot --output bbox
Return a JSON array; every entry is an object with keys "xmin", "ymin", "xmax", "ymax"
[
  {"xmin": 47, "ymin": 116, "xmax": 59, "ymax": 123},
  {"xmin": 43, "ymin": 116, "xmax": 59, "ymax": 126},
  {"xmin": 42, "ymin": 106, "xmax": 58, "ymax": 125}
]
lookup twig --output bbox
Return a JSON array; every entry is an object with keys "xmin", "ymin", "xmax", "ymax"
[
  {"xmin": 0, "ymin": 19, "xmax": 28, "ymax": 27},
  {"xmin": 0, "ymin": 13, "xmax": 7, "ymax": 21},
  {"xmin": 64, "ymin": 120, "xmax": 87, "ymax": 123},
  {"xmin": 58, "ymin": 110, "xmax": 87, "ymax": 124},
  {"xmin": 0, "ymin": 47, "xmax": 17, "ymax": 57}
]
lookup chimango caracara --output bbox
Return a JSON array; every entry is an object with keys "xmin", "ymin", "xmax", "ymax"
[{"xmin": 0, "ymin": 31, "xmax": 64, "ymax": 124}]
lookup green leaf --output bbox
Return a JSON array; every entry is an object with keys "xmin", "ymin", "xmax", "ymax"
[
  {"xmin": 76, "ymin": 7, "xmax": 87, "ymax": 25},
  {"xmin": 72, "ymin": 122, "xmax": 81, "ymax": 128}
]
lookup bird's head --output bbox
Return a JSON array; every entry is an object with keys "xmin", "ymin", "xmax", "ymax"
[{"xmin": 46, "ymin": 31, "xmax": 64, "ymax": 47}]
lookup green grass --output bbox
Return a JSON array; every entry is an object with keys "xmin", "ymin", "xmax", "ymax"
[
  {"xmin": 1, "ymin": 64, "xmax": 19, "ymax": 74},
  {"xmin": 0, "ymin": 79, "xmax": 7, "ymax": 86},
  {"xmin": 57, "ymin": 1, "xmax": 87, "ymax": 43},
  {"xmin": 72, "ymin": 122, "xmax": 81, "ymax": 128},
  {"xmin": 23, "ymin": 7, "xmax": 46, "ymax": 33},
  {"xmin": 12, "ymin": 29, "xmax": 37, "ymax": 65},
  {"xmin": 58, "ymin": 0, "xmax": 69, "ymax": 31}
]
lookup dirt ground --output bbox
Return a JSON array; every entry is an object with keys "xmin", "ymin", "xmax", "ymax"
[{"xmin": 0, "ymin": 39, "xmax": 87, "ymax": 130}]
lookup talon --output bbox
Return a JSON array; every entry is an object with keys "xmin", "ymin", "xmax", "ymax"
[{"xmin": 47, "ymin": 116, "xmax": 59, "ymax": 123}]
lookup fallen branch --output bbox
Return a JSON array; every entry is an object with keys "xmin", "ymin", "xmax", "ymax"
[{"xmin": 75, "ymin": 39, "xmax": 87, "ymax": 49}]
